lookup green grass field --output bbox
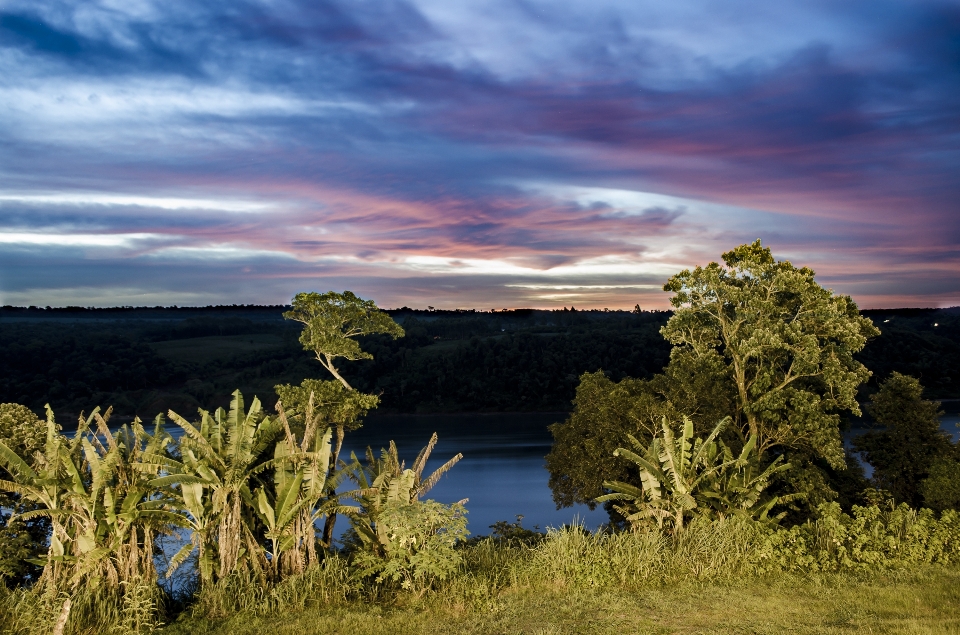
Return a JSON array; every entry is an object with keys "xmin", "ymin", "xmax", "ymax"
[{"xmin": 164, "ymin": 567, "xmax": 960, "ymax": 635}]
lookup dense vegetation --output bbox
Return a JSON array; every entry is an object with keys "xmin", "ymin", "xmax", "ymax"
[
  {"xmin": 1, "ymin": 242, "xmax": 959, "ymax": 634},
  {"xmin": 2, "ymin": 304, "xmax": 958, "ymax": 422}
]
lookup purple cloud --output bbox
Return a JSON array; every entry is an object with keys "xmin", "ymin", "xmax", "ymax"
[{"xmin": 0, "ymin": 0, "xmax": 958, "ymax": 309}]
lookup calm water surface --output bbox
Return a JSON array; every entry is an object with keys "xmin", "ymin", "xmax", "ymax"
[{"xmin": 340, "ymin": 413, "xmax": 605, "ymax": 536}]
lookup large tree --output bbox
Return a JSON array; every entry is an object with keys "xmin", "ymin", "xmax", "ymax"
[
  {"xmin": 280, "ymin": 291, "xmax": 404, "ymax": 546},
  {"xmin": 661, "ymin": 239, "xmax": 879, "ymax": 469}
]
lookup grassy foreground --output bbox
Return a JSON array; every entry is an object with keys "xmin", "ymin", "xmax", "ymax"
[{"xmin": 165, "ymin": 567, "xmax": 960, "ymax": 635}]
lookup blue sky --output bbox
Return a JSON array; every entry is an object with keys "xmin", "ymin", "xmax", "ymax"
[{"xmin": 1, "ymin": 0, "xmax": 958, "ymax": 309}]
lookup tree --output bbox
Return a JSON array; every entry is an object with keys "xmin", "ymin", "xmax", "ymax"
[
  {"xmin": 0, "ymin": 403, "xmax": 48, "ymax": 586},
  {"xmin": 158, "ymin": 391, "xmax": 285, "ymax": 584},
  {"xmin": 282, "ymin": 291, "xmax": 404, "ymax": 546},
  {"xmin": 661, "ymin": 239, "xmax": 879, "ymax": 469},
  {"xmin": 283, "ymin": 291, "xmax": 405, "ymax": 391},
  {"xmin": 546, "ymin": 349, "xmax": 735, "ymax": 511},
  {"xmin": 852, "ymin": 372, "xmax": 953, "ymax": 507}
]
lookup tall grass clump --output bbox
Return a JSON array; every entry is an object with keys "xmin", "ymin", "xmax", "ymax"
[
  {"xmin": 186, "ymin": 555, "xmax": 353, "ymax": 619},
  {"xmin": 0, "ymin": 576, "xmax": 165, "ymax": 635},
  {"xmin": 514, "ymin": 517, "xmax": 765, "ymax": 590}
]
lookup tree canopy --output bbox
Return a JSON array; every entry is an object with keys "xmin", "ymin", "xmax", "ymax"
[
  {"xmin": 283, "ymin": 291, "xmax": 405, "ymax": 390},
  {"xmin": 661, "ymin": 239, "xmax": 879, "ymax": 469},
  {"xmin": 853, "ymin": 372, "xmax": 953, "ymax": 507}
]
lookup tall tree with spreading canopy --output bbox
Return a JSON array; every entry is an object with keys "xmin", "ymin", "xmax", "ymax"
[
  {"xmin": 661, "ymin": 239, "xmax": 879, "ymax": 469},
  {"xmin": 281, "ymin": 291, "xmax": 404, "ymax": 546}
]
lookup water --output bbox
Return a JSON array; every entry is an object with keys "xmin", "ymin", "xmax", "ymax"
[{"xmin": 340, "ymin": 412, "xmax": 604, "ymax": 536}]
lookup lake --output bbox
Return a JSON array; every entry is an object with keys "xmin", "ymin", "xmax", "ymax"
[{"xmin": 339, "ymin": 412, "xmax": 605, "ymax": 536}]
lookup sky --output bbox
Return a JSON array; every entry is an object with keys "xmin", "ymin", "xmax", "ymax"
[{"xmin": 1, "ymin": 0, "xmax": 958, "ymax": 310}]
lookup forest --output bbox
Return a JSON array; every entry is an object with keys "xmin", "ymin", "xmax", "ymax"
[
  {"xmin": 2, "ymin": 303, "xmax": 958, "ymax": 422},
  {"xmin": 1, "ymin": 242, "xmax": 960, "ymax": 634}
]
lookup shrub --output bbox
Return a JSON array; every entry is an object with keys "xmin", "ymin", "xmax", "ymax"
[
  {"xmin": 352, "ymin": 500, "xmax": 468, "ymax": 594},
  {"xmin": 754, "ymin": 502, "xmax": 960, "ymax": 573},
  {"xmin": 921, "ymin": 457, "xmax": 960, "ymax": 511}
]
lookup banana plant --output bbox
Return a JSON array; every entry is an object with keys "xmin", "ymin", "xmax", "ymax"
[
  {"xmin": 0, "ymin": 406, "xmax": 182, "ymax": 593},
  {"xmin": 151, "ymin": 390, "xmax": 283, "ymax": 584},
  {"xmin": 252, "ymin": 395, "xmax": 340, "ymax": 579},
  {"xmin": 344, "ymin": 433, "xmax": 464, "ymax": 557},
  {"xmin": 598, "ymin": 416, "xmax": 787, "ymax": 532},
  {"xmin": 696, "ymin": 433, "xmax": 792, "ymax": 524}
]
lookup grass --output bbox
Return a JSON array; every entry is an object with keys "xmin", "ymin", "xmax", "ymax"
[
  {"xmin": 157, "ymin": 519, "xmax": 960, "ymax": 635},
  {"xmin": 7, "ymin": 519, "xmax": 959, "ymax": 635},
  {"xmin": 162, "ymin": 568, "xmax": 960, "ymax": 634}
]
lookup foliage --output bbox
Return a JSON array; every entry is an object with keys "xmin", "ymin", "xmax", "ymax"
[
  {"xmin": 0, "ymin": 404, "xmax": 48, "ymax": 586},
  {"xmin": 0, "ymin": 406, "xmax": 181, "ymax": 595},
  {"xmin": 273, "ymin": 379, "xmax": 378, "ymax": 436},
  {"xmin": 344, "ymin": 433, "xmax": 464, "ymax": 558},
  {"xmin": 546, "ymin": 372, "xmax": 671, "ymax": 510},
  {"xmin": 661, "ymin": 239, "xmax": 879, "ymax": 469},
  {"xmin": 3, "ymin": 306, "xmax": 959, "ymax": 419},
  {"xmin": 283, "ymin": 291, "xmax": 404, "ymax": 391},
  {"xmin": 485, "ymin": 515, "xmax": 545, "ymax": 547},
  {"xmin": 920, "ymin": 457, "xmax": 960, "ymax": 512},
  {"xmin": 597, "ymin": 416, "xmax": 788, "ymax": 531},
  {"xmin": 856, "ymin": 307, "xmax": 960, "ymax": 398},
  {"xmin": 158, "ymin": 389, "xmax": 343, "ymax": 584},
  {"xmin": 352, "ymin": 500, "xmax": 468, "ymax": 593},
  {"xmin": 755, "ymin": 502, "xmax": 960, "ymax": 572},
  {"xmin": 282, "ymin": 291, "xmax": 403, "ymax": 546},
  {"xmin": 852, "ymin": 372, "xmax": 953, "ymax": 507},
  {"xmin": 545, "ymin": 358, "xmax": 735, "ymax": 510}
]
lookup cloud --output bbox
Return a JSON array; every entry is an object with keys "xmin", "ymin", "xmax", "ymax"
[{"xmin": 0, "ymin": 0, "xmax": 957, "ymax": 308}]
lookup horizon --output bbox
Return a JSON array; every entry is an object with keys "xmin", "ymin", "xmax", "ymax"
[
  {"xmin": 1, "ymin": 1, "xmax": 958, "ymax": 310},
  {"xmin": 3, "ymin": 303, "xmax": 958, "ymax": 313}
]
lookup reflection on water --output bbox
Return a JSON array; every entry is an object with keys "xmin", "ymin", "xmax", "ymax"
[{"xmin": 341, "ymin": 413, "xmax": 605, "ymax": 536}]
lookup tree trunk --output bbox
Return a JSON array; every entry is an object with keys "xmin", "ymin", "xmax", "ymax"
[
  {"xmin": 321, "ymin": 424, "xmax": 345, "ymax": 548},
  {"xmin": 321, "ymin": 355, "xmax": 354, "ymax": 391}
]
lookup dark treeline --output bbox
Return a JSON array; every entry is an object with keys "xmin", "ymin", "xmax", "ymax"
[{"xmin": 1, "ymin": 305, "xmax": 958, "ymax": 421}]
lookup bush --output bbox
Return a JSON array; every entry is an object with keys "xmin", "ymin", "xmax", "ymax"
[
  {"xmin": 352, "ymin": 500, "xmax": 468, "ymax": 594},
  {"xmin": 754, "ymin": 502, "xmax": 960, "ymax": 573},
  {"xmin": 921, "ymin": 457, "xmax": 960, "ymax": 511}
]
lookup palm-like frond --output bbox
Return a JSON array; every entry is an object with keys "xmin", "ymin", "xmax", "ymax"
[{"xmin": 599, "ymin": 415, "xmax": 786, "ymax": 532}]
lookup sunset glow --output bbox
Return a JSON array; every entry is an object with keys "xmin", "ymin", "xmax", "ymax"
[{"xmin": 1, "ymin": 0, "xmax": 958, "ymax": 308}]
